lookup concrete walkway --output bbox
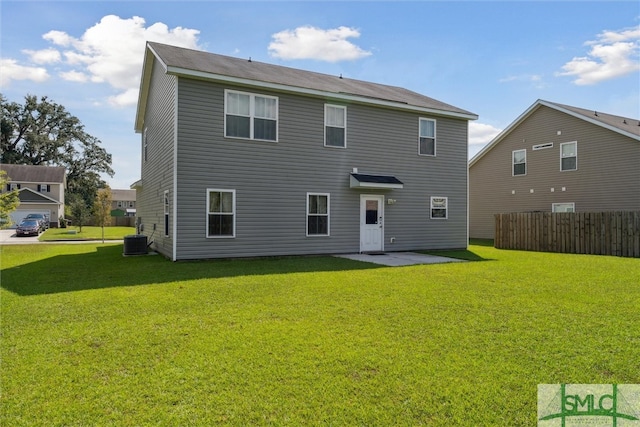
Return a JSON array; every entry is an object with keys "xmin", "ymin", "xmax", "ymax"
[{"xmin": 334, "ymin": 252, "xmax": 464, "ymax": 266}]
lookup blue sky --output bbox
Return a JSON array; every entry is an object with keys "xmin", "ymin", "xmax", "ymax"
[{"xmin": 2, "ymin": 1, "xmax": 639, "ymax": 189}]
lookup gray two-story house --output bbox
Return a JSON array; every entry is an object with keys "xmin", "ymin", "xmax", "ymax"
[
  {"xmin": 133, "ymin": 42, "xmax": 477, "ymax": 260},
  {"xmin": 469, "ymin": 99, "xmax": 640, "ymax": 239}
]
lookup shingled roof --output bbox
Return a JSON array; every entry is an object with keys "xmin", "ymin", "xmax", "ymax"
[
  {"xmin": 0, "ymin": 164, "xmax": 66, "ymax": 184},
  {"xmin": 470, "ymin": 99, "xmax": 640, "ymax": 166},
  {"xmin": 545, "ymin": 101, "xmax": 640, "ymax": 139},
  {"xmin": 136, "ymin": 42, "xmax": 477, "ymax": 131}
]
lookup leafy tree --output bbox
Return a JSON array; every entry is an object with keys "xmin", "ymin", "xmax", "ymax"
[
  {"xmin": 0, "ymin": 170, "xmax": 20, "ymax": 228},
  {"xmin": 68, "ymin": 194, "xmax": 91, "ymax": 233},
  {"xmin": 1, "ymin": 94, "xmax": 114, "ymax": 205},
  {"xmin": 93, "ymin": 186, "xmax": 113, "ymax": 243}
]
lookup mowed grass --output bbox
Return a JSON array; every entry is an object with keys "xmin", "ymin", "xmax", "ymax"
[
  {"xmin": 1, "ymin": 243, "xmax": 639, "ymax": 426},
  {"xmin": 39, "ymin": 226, "xmax": 136, "ymax": 241}
]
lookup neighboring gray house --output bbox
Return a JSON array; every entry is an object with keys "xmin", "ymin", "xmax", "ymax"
[
  {"xmin": 469, "ymin": 99, "xmax": 640, "ymax": 239},
  {"xmin": 133, "ymin": 42, "xmax": 477, "ymax": 260},
  {"xmin": 0, "ymin": 164, "xmax": 66, "ymax": 228},
  {"xmin": 111, "ymin": 189, "xmax": 137, "ymax": 217}
]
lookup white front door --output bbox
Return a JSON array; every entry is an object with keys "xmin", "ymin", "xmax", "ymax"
[{"xmin": 360, "ymin": 195, "xmax": 384, "ymax": 252}]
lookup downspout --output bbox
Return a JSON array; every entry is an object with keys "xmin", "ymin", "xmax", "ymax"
[{"xmin": 172, "ymin": 77, "xmax": 178, "ymax": 261}]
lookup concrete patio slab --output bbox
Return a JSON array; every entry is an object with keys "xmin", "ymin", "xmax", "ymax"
[{"xmin": 334, "ymin": 252, "xmax": 464, "ymax": 266}]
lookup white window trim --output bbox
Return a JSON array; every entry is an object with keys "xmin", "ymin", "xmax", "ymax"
[
  {"xmin": 206, "ymin": 188, "xmax": 236, "ymax": 238},
  {"xmin": 324, "ymin": 104, "xmax": 347, "ymax": 148},
  {"xmin": 306, "ymin": 192, "xmax": 330, "ymax": 237},
  {"xmin": 163, "ymin": 190, "xmax": 170, "ymax": 237},
  {"xmin": 418, "ymin": 118, "xmax": 437, "ymax": 156},
  {"xmin": 512, "ymin": 149, "xmax": 527, "ymax": 176},
  {"xmin": 224, "ymin": 89, "xmax": 279, "ymax": 142},
  {"xmin": 430, "ymin": 196, "xmax": 448, "ymax": 220},
  {"xmin": 560, "ymin": 141, "xmax": 577, "ymax": 171},
  {"xmin": 143, "ymin": 127, "xmax": 148, "ymax": 163},
  {"xmin": 552, "ymin": 202, "xmax": 575, "ymax": 213}
]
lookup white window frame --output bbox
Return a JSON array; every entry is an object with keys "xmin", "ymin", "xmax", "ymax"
[
  {"xmin": 324, "ymin": 104, "xmax": 347, "ymax": 148},
  {"xmin": 143, "ymin": 127, "xmax": 148, "ymax": 162},
  {"xmin": 560, "ymin": 141, "xmax": 577, "ymax": 171},
  {"xmin": 306, "ymin": 192, "xmax": 330, "ymax": 237},
  {"xmin": 430, "ymin": 196, "xmax": 448, "ymax": 220},
  {"xmin": 163, "ymin": 190, "xmax": 170, "ymax": 237},
  {"xmin": 512, "ymin": 149, "xmax": 527, "ymax": 176},
  {"xmin": 38, "ymin": 184, "xmax": 50, "ymax": 192},
  {"xmin": 224, "ymin": 89, "xmax": 278, "ymax": 142},
  {"xmin": 552, "ymin": 203, "xmax": 575, "ymax": 213},
  {"xmin": 418, "ymin": 118, "xmax": 437, "ymax": 156},
  {"xmin": 206, "ymin": 189, "xmax": 236, "ymax": 238}
]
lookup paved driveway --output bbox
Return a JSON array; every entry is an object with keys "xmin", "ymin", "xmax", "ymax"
[{"xmin": 0, "ymin": 229, "xmax": 41, "ymax": 244}]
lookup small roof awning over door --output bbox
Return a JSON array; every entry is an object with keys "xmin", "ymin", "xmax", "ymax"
[{"xmin": 350, "ymin": 173, "xmax": 404, "ymax": 189}]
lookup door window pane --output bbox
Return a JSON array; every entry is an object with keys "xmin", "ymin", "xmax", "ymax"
[{"xmin": 365, "ymin": 200, "xmax": 378, "ymax": 224}]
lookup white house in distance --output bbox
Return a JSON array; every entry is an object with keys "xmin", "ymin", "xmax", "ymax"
[
  {"xmin": 1, "ymin": 164, "xmax": 66, "ymax": 228},
  {"xmin": 133, "ymin": 42, "xmax": 477, "ymax": 260}
]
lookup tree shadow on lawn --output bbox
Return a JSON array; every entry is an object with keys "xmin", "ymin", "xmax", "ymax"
[{"xmin": 2, "ymin": 244, "xmax": 386, "ymax": 296}]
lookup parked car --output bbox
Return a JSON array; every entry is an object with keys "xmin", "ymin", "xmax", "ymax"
[
  {"xmin": 24, "ymin": 213, "xmax": 49, "ymax": 230},
  {"xmin": 16, "ymin": 219, "xmax": 42, "ymax": 236}
]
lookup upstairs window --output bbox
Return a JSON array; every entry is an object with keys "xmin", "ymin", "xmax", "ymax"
[
  {"xmin": 6, "ymin": 183, "xmax": 21, "ymax": 191},
  {"xmin": 225, "ymin": 90, "xmax": 278, "ymax": 141},
  {"xmin": 513, "ymin": 149, "xmax": 526, "ymax": 176},
  {"xmin": 419, "ymin": 118, "xmax": 436, "ymax": 156},
  {"xmin": 560, "ymin": 141, "xmax": 577, "ymax": 171},
  {"xmin": 207, "ymin": 189, "xmax": 235, "ymax": 238},
  {"xmin": 325, "ymin": 105, "xmax": 346, "ymax": 148},
  {"xmin": 307, "ymin": 193, "xmax": 329, "ymax": 236}
]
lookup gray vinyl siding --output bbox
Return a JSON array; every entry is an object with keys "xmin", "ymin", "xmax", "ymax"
[
  {"xmin": 137, "ymin": 58, "xmax": 176, "ymax": 258},
  {"xmin": 170, "ymin": 78, "xmax": 468, "ymax": 260},
  {"xmin": 469, "ymin": 105, "xmax": 640, "ymax": 239}
]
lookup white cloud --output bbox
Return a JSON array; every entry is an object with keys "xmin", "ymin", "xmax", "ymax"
[
  {"xmin": 0, "ymin": 58, "xmax": 49, "ymax": 87},
  {"xmin": 468, "ymin": 121, "xmax": 502, "ymax": 159},
  {"xmin": 108, "ymin": 88, "xmax": 139, "ymax": 108},
  {"xmin": 60, "ymin": 70, "xmax": 89, "ymax": 83},
  {"xmin": 43, "ymin": 30, "xmax": 74, "ymax": 47},
  {"xmin": 557, "ymin": 25, "xmax": 640, "ymax": 85},
  {"xmin": 499, "ymin": 74, "xmax": 541, "ymax": 83},
  {"xmin": 498, "ymin": 73, "xmax": 547, "ymax": 89},
  {"xmin": 269, "ymin": 26, "xmax": 372, "ymax": 62},
  {"xmin": 36, "ymin": 15, "xmax": 201, "ymax": 106},
  {"xmin": 22, "ymin": 48, "xmax": 61, "ymax": 64},
  {"xmin": 469, "ymin": 122, "xmax": 501, "ymax": 146}
]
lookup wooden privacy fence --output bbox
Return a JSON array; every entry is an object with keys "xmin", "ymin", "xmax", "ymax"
[
  {"xmin": 495, "ymin": 211, "xmax": 640, "ymax": 257},
  {"xmin": 111, "ymin": 216, "xmax": 135, "ymax": 227}
]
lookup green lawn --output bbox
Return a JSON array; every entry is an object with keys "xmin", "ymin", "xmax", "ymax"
[
  {"xmin": 1, "ymin": 243, "xmax": 639, "ymax": 426},
  {"xmin": 38, "ymin": 226, "xmax": 136, "ymax": 241}
]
